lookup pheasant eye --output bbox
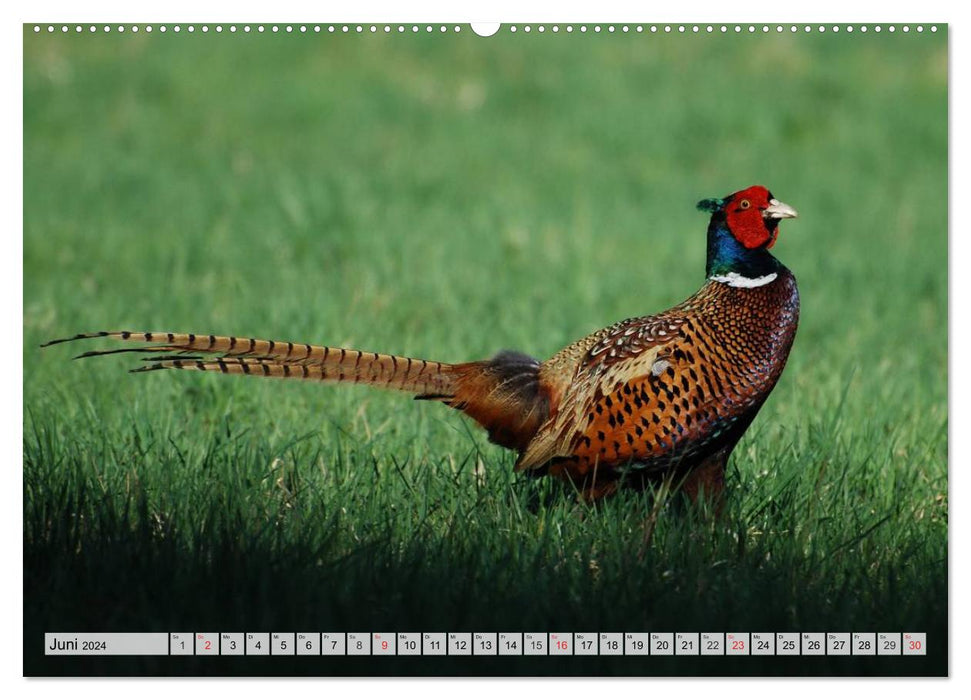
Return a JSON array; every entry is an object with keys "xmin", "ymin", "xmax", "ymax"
[{"xmin": 739, "ymin": 199, "xmax": 751, "ymax": 210}]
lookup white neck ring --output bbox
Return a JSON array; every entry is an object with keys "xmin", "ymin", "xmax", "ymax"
[{"xmin": 708, "ymin": 272, "xmax": 778, "ymax": 288}]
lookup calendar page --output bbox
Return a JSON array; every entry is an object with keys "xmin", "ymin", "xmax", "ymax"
[{"xmin": 23, "ymin": 16, "xmax": 947, "ymax": 677}]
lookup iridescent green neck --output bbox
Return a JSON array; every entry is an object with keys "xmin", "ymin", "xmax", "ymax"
[{"xmin": 706, "ymin": 217, "xmax": 782, "ymax": 279}]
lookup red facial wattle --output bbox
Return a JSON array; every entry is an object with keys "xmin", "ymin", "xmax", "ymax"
[
  {"xmin": 722, "ymin": 185, "xmax": 796, "ymax": 250},
  {"xmin": 724, "ymin": 186, "xmax": 774, "ymax": 249}
]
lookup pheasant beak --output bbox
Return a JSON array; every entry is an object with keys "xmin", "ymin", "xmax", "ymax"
[{"xmin": 763, "ymin": 198, "xmax": 798, "ymax": 220}]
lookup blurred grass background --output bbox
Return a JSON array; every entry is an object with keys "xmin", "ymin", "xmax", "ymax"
[{"xmin": 24, "ymin": 26, "xmax": 946, "ymax": 675}]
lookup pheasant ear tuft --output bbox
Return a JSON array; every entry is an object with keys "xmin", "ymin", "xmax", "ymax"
[{"xmin": 696, "ymin": 198, "xmax": 725, "ymax": 214}]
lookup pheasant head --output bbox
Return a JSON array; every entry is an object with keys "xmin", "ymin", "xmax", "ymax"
[{"xmin": 699, "ymin": 185, "xmax": 798, "ymax": 282}]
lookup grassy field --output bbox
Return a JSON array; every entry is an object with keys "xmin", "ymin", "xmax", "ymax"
[{"xmin": 23, "ymin": 26, "xmax": 947, "ymax": 675}]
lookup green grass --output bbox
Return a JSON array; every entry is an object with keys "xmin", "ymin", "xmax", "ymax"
[{"xmin": 23, "ymin": 27, "xmax": 947, "ymax": 675}]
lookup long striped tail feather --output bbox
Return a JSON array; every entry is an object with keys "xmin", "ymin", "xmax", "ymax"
[
  {"xmin": 43, "ymin": 331, "xmax": 551, "ymax": 453},
  {"xmin": 43, "ymin": 330, "xmax": 456, "ymax": 397}
]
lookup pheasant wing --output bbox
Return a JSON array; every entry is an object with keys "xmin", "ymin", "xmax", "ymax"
[{"xmin": 516, "ymin": 314, "xmax": 686, "ymax": 471}]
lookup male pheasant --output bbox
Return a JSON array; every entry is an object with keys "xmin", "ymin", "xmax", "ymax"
[{"xmin": 44, "ymin": 185, "xmax": 799, "ymax": 503}]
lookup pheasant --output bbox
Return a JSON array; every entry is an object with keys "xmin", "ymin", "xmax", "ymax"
[{"xmin": 43, "ymin": 185, "xmax": 799, "ymax": 503}]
